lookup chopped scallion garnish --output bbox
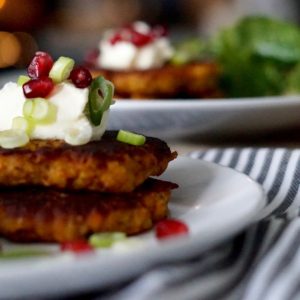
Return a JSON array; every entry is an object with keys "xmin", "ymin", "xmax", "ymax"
[
  {"xmin": 23, "ymin": 100, "xmax": 34, "ymax": 118},
  {"xmin": 116, "ymin": 130, "xmax": 146, "ymax": 146},
  {"xmin": 0, "ymin": 249, "xmax": 50, "ymax": 259},
  {"xmin": 64, "ymin": 126, "xmax": 92, "ymax": 146},
  {"xmin": 0, "ymin": 129, "xmax": 29, "ymax": 149},
  {"xmin": 88, "ymin": 76, "xmax": 114, "ymax": 126},
  {"xmin": 23, "ymin": 98, "xmax": 57, "ymax": 124},
  {"xmin": 17, "ymin": 75, "xmax": 30, "ymax": 86},
  {"xmin": 89, "ymin": 232, "xmax": 126, "ymax": 248},
  {"xmin": 12, "ymin": 116, "xmax": 33, "ymax": 134},
  {"xmin": 31, "ymin": 98, "xmax": 51, "ymax": 121},
  {"xmin": 49, "ymin": 56, "xmax": 75, "ymax": 83}
]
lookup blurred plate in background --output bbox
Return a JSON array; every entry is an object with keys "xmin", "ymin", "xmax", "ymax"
[{"xmin": 109, "ymin": 97, "xmax": 300, "ymax": 139}]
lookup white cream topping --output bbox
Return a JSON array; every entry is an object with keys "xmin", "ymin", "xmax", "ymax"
[
  {"xmin": 0, "ymin": 82, "xmax": 109, "ymax": 145},
  {"xmin": 0, "ymin": 82, "xmax": 24, "ymax": 130},
  {"xmin": 98, "ymin": 22, "xmax": 174, "ymax": 70}
]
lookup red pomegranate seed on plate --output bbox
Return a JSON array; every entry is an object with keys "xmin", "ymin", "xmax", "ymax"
[
  {"xmin": 60, "ymin": 240, "xmax": 94, "ymax": 253},
  {"xmin": 27, "ymin": 51, "xmax": 54, "ymax": 79},
  {"xmin": 22, "ymin": 77, "xmax": 54, "ymax": 98},
  {"xmin": 70, "ymin": 66, "xmax": 92, "ymax": 88},
  {"xmin": 155, "ymin": 219, "xmax": 189, "ymax": 240}
]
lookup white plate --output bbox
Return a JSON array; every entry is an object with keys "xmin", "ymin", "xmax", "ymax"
[
  {"xmin": 0, "ymin": 157, "xmax": 265, "ymax": 299},
  {"xmin": 109, "ymin": 96, "xmax": 300, "ymax": 139}
]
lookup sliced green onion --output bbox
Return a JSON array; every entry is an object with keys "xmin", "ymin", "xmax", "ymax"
[
  {"xmin": 89, "ymin": 232, "xmax": 126, "ymax": 248},
  {"xmin": 170, "ymin": 39, "xmax": 206, "ymax": 66},
  {"xmin": 170, "ymin": 52, "xmax": 189, "ymax": 66},
  {"xmin": 88, "ymin": 77, "xmax": 114, "ymax": 126},
  {"xmin": 17, "ymin": 75, "xmax": 30, "ymax": 86},
  {"xmin": 116, "ymin": 130, "xmax": 146, "ymax": 146},
  {"xmin": 23, "ymin": 98, "xmax": 57, "ymax": 124},
  {"xmin": 0, "ymin": 129, "xmax": 29, "ymax": 149},
  {"xmin": 49, "ymin": 56, "xmax": 75, "ymax": 83},
  {"xmin": 23, "ymin": 100, "xmax": 34, "ymax": 118},
  {"xmin": 0, "ymin": 249, "xmax": 50, "ymax": 259},
  {"xmin": 11, "ymin": 116, "xmax": 34, "ymax": 134},
  {"xmin": 31, "ymin": 98, "xmax": 50, "ymax": 120},
  {"xmin": 65, "ymin": 127, "xmax": 92, "ymax": 146},
  {"xmin": 42, "ymin": 102, "xmax": 57, "ymax": 124}
]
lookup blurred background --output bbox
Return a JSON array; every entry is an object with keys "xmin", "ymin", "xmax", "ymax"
[{"xmin": 0, "ymin": 0, "xmax": 299, "ymax": 71}]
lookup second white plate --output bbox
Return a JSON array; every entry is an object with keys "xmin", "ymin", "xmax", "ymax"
[
  {"xmin": 2, "ymin": 72, "xmax": 300, "ymax": 139},
  {"xmin": 109, "ymin": 97, "xmax": 300, "ymax": 139}
]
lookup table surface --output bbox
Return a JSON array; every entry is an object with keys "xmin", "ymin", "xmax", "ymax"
[{"xmin": 169, "ymin": 127, "xmax": 300, "ymax": 155}]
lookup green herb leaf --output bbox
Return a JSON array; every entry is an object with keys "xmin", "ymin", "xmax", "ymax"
[
  {"xmin": 285, "ymin": 63, "xmax": 300, "ymax": 94},
  {"xmin": 170, "ymin": 38, "xmax": 208, "ymax": 65},
  {"xmin": 210, "ymin": 16, "xmax": 300, "ymax": 97}
]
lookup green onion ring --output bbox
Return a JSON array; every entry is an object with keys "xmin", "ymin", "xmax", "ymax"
[{"xmin": 88, "ymin": 76, "xmax": 114, "ymax": 126}]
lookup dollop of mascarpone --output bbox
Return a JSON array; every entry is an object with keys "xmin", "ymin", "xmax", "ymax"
[
  {"xmin": 0, "ymin": 82, "xmax": 108, "ymax": 144},
  {"xmin": 98, "ymin": 22, "xmax": 174, "ymax": 70}
]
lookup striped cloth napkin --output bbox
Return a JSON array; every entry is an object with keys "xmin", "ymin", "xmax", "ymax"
[{"xmin": 99, "ymin": 148, "xmax": 300, "ymax": 300}]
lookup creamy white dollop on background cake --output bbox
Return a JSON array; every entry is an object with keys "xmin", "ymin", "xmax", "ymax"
[{"xmin": 98, "ymin": 22, "xmax": 174, "ymax": 70}]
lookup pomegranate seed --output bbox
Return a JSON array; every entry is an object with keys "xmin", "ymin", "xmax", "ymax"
[
  {"xmin": 70, "ymin": 66, "xmax": 92, "ymax": 88},
  {"xmin": 110, "ymin": 32, "xmax": 123, "ymax": 45},
  {"xmin": 109, "ymin": 27, "xmax": 132, "ymax": 45},
  {"xmin": 151, "ymin": 25, "xmax": 168, "ymax": 38},
  {"xmin": 60, "ymin": 240, "xmax": 94, "ymax": 253},
  {"xmin": 27, "ymin": 51, "xmax": 54, "ymax": 79},
  {"xmin": 22, "ymin": 77, "xmax": 54, "ymax": 98},
  {"xmin": 130, "ymin": 31, "xmax": 152, "ymax": 47},
  {"xmin": 109, "ymin": 28, "xmax": 152, "ymax": 47},
  {"xmin": 155, "ymin": 219, "xmax": 189, "ymax": 240}
]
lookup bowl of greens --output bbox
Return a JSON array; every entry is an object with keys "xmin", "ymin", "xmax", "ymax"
[{"xmin": 209, "ymin": 15, "xmax": 300, "ymax": 97}]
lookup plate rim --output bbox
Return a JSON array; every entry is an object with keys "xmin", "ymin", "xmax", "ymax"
[
  {"xmin": 0, "ymin": 157, "xmax": 266, "ymax": 299},
  {"xmin": 112, "ymin": 95, "xmax": 300, "ymax": 110}
]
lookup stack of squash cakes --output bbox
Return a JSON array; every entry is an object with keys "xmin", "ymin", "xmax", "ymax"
[{"xmin": 0, "ymin": 131, "xmax": 177, "ymax": 242}]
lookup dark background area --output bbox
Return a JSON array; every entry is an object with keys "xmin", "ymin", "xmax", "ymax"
[{"xmin": 0, "ymin": 0, "xmax": 299, "ymax": 70}]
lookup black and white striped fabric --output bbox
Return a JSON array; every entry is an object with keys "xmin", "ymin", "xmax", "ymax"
[{"xmin": 98, "ymin": 148, "xmax": 300, "ymax": 300}]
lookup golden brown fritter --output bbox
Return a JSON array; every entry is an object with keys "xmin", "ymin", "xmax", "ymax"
[
  {"xmin": 0, "ymin": 178, "xmax": 177, "ymax": 242},
  {"xmin": 0, "ymin": 131, "xmax": 177, "ymax": 192},
  {"xmin": 90, "ymin": 62, "xmax": 221, "ymax": 99}
]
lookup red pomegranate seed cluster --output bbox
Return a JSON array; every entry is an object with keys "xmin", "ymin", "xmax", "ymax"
[
  {"xmin": 22, "ymin": 51, "xmax": 93, "ymax": 99},
  {"xmin": 109, "ymin": 24, "xmax": 168, "ymax": 47},
  {"xmin": 59, "ymin": 218, "xmax": 188, "ymax": 255}
]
